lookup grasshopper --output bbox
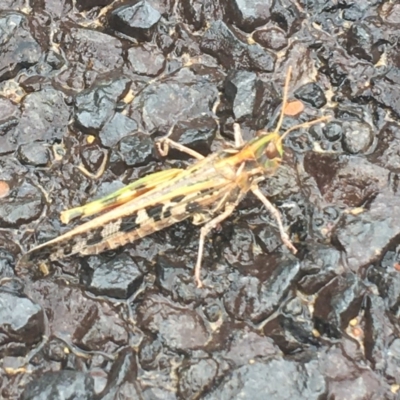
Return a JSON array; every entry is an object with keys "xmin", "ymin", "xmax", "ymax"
[{"xmin": 21, "ymin": 67, "xmax": 329, "ymax": 287}]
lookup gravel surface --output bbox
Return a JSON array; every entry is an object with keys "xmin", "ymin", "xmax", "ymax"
[{"xmin": 1, "ymin": 0, "xmax": 400, "ymax": 399}]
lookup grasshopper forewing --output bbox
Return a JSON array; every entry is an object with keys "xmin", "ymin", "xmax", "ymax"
[{"xmin": 21, "ymin": 67, "xmax": 330, "ymax": 287}]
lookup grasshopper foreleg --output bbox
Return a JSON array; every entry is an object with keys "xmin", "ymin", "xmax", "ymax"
[{"xmin": 251, "ymin": 185, "xmax": 297, "ymax": 254}]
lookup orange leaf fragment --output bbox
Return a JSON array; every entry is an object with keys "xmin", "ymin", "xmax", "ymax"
[
  {"xmin": 284, "ymin": 100, "xmax": 305, "ymax": 116},
  {"xmin": 0, "ymin": 181, "xmax": 10, "ymax": 198}
]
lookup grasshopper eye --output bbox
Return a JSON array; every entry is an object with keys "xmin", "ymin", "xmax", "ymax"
[{"xmin": 265, "ymin": 142, "xmax": 279, "ymax": 159}]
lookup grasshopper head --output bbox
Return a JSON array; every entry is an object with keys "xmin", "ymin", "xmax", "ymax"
[
  {"xmin": 249, "ymin": 115, "xmax": 330, "ymax": 173},
  {"xmin": 243, "ymin": 65, "xmax": 330, "ymax": 175},
  {"xmin": 249, "ymin": 132, "xmax": 284, "ymax": 173}
]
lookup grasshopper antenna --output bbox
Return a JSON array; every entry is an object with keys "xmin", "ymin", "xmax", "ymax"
[
  {"xmin": 277, "ymin": 115, "xmax": 331, "ymax": 147},
  {"xmin": 274, "ymin": 66, "xmax": 331, "ymax": 146},
  {"xmin": 274, "ymin": 66, "xmax": 293, "ymax": 135}
]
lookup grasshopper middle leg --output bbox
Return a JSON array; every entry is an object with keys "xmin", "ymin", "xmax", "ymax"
[{"xmin": 156, "ymin": 124, "xmax": 205, "ymax": 161}]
